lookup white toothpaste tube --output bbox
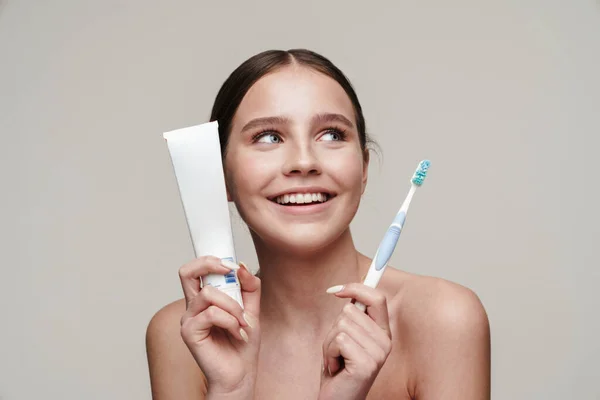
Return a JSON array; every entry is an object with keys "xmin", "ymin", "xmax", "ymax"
[{"xmin": 163, "ymin": 121, "xmax": 244, "ymax": 307}]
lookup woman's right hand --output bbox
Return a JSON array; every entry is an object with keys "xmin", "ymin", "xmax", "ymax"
[{"xmin": 178, "ymin": 256, "xmax": 261, "ymax": 399}]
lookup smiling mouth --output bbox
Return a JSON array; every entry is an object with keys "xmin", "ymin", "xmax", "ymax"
[{"xmin": 269, "ymin": 192, "xmax": 335, "ymax": 206}]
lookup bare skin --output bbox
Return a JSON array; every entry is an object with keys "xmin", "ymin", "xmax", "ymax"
[
  {"xmin": 146, "ymin": 64, "xmax": 490, "ymax": 399},
  {"xmin": 147, "ymin": 253, "xmax": 489, "ymax": 399}
]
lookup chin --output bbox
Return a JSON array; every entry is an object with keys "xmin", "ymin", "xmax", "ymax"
[
  {"xmin": 251, "ymin": 220, "xmax": 349, "ymax": 257},
  {"xmin": 240, "ymin": 194, "xmax": 360, "ymax": 255}
]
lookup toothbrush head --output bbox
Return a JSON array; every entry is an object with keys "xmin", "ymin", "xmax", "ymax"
[{"xmin": 411, "ymin": 160, "xmax": 431, "ymax": 186}]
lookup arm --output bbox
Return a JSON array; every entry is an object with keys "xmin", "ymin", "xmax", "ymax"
[
  {"xmin": 146, "ymin": 299, "xmax": 207, "ymax": 400},
  {"xmin": 411, "ymin": 284, "xmax": 491, "ymax": 400}
]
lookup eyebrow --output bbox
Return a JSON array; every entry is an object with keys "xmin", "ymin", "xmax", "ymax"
[{"xmin": 240, "ymin": 113, "xmax": 354, "ymax": 133}]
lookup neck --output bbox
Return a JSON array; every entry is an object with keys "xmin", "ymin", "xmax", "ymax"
[{"xmin": 252, "ymin": 229, "xmax": 365, "ymax": 337}]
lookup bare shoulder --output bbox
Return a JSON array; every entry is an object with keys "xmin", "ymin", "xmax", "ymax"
[
  {"xmin": 146, "ymin": 298, "xmax": 207, "ymax": 399},
  {"xmin": 382, "ymin": 267, "xmax": 489, "ymax": 334},
  {"xmin": 147, "ymin": 298, "xmax": 186, "ymax": 335},
  {"xmin": 356, "ymin": 250, "xmax": 488, "ymax": 333},
  {"xmin": 146, "ymin": 298, "xmax": 187, "ymax": 357},
  {"xmin": 380, "ymin": 266, "xmax": 491, "ymax": 398}
]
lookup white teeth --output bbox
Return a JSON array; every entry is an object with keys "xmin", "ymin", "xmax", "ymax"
[{"xmin": 272, "ymin": 192, "xmax": 331, "ymax": 205}]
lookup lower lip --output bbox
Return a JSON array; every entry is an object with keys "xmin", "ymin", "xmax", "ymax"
[{"xmin": 269, "ymin": 197, "xmax": 334, "ymax": 215}]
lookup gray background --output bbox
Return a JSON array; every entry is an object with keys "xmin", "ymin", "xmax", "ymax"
[{"xmin": 1, "ymin": 0, "xmax": 598, "ymax": 399}]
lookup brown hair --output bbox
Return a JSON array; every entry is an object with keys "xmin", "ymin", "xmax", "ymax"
[{"xmin": 210, "ymin": 49, "xmax": 374, "ymax": 156}]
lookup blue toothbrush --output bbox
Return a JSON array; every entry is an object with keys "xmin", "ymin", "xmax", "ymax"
[{"xmin": 355, "ymin": 160, "xmax": 431, "ymax": 312}]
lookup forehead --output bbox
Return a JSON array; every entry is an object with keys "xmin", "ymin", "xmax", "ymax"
[{"xmin": 231, "ymin": 65, "xmax": 356, "ymax": 130}]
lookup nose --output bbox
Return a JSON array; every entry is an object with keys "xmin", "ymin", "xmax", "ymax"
[{"xmin": 282, "ymin": 141, "xmax": 321, "ymax": 176}]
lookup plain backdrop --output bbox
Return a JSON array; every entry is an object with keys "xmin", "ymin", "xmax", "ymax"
[{"xmin": 1, "ymin": 0, "xmax": 599, "ymax": 399}]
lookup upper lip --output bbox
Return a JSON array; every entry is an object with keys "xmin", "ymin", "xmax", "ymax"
[{"xmin": 267, "ymin": 186, "xmax": 336, "ymax": 200}]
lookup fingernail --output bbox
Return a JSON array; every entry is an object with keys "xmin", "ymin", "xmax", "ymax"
[
  {"xmin": 327, "ymin": 365, "xmax": 333, "ymax": 376},
  {"xmin": 326, "ymin": 285, "xmax": 344, "ymax": 294},
  {"xmin": 239, "ymin": 261, "xmax": 251, "ymax": 273},
  {"xmin": 243, "ymin": 312, "xmax": 256, "ymax": 328},
  {"xmin": 220, "ymin": 259, "xmax": 240, "ymax": 271},
  {"xmin": 240, "ymin": 328, "xmax": 249, "ymax": 343}
]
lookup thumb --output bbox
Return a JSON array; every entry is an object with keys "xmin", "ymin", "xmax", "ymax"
[{"xmin": 238, "ymin": 262, "xmax": 261, "ymax": 318}]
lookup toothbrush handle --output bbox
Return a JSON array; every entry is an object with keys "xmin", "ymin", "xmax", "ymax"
[{"xmin": 355, "ymin": 212, "xmax": 406, "ymax": 312}]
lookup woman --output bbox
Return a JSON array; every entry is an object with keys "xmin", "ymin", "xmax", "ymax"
[{"xmin": 146, "ymin": 49, "xmax": 490, "ymax": 400}]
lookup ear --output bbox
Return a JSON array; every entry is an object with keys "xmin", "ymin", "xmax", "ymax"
[{"xmin": 361, "ymin": 149, "xmax": 370, "ymax": 195}]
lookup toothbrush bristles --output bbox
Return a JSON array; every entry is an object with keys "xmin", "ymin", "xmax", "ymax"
[{"xmin": 411, "ymin": 160, "xmax": 431, "ymax": 186}]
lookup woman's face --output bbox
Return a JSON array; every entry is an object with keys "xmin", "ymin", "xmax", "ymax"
[{"xmin": 224, "ymin": 65, "xmax": 368, "ymax": 254}]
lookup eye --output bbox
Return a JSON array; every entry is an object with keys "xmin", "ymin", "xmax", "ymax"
[
  {"xmin": 320, "ymin": 128, "xmax": 347, "ymax": 142},
  {"xmin": 254, "ymin": 132, "xmax": 282, "ymax": 144}
]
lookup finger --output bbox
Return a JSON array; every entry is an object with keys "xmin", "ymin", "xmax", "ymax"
[
  {"xmin": 327, "ymin": 283, "xmax": 390, "ymax": 335},
  {"xmin": 322, "ymin": 304, "xmax": 357, "ymax": 364},
  {"xmin": 322, "ymin": 305, "xmax": 390, "ymax": 373},
  {"xmin": 182, "ymin": 285, "xmax": 248, "ymax": 328},
  {"xmin": 237, "ymin": 261, "xmax": 261, "ymax": 318},
  {"xmin": 339, "ymin": 302, "xmax": 393, "ymax": 349},
  {"xmin": 181, "ymin": 305, "xmax": 248, "ymax": 344},
  {"xmin": 325, "ymin": 332, "xmax": 375, "ymax": 378},
  {"xmin": 237, "ymin": 262, "xmax": 260, "ymax": 293},
  {"xmin": 178, "ymin": 256, "xmax": 237, "ymax": 303}
]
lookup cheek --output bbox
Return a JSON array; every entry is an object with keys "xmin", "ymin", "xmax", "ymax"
[
  {"xmin": 226, "ymin": 150, "xmax": 279, "ymax": 198},
  {"xmin": 324, "ymin": 151, "xmax": 365, "ymax": 190}
]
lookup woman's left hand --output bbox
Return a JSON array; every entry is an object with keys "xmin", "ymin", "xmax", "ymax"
[{"xmin": 319, "ymin": 283, "xmax": 393, "ymax": 400}]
